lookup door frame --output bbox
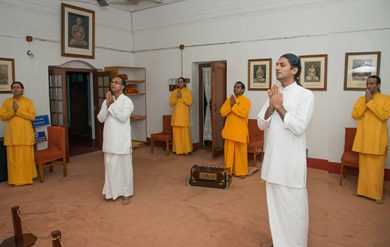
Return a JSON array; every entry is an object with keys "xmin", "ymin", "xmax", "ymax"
[
  {"xmin": 197, "ymin": 61, "xmax": 227, "ymax": 155},
  {"xmin": 48, "ymin": 66, "xmax": 97, "ymax": 159}
]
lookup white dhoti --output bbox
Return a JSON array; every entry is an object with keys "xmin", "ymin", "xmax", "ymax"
[
  {"xmin": 266, "ymin": 182, "xmax": 308, "ymax": 247},
  {"xmin": 103, "ymin": 152, "xmax": 133, "ymax": 200}
]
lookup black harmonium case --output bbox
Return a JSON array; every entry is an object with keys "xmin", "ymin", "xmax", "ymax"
[{"xmin": 188, "ymin": 164, "xmax": 232, "ymax": 189}]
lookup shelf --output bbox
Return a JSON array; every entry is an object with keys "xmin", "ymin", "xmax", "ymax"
[
  {"xmin": 130, "ymin": 115, "xmax": 146, "ymax": 121},
  {"xmin": 126, "ymin": 80, "xmax": 145, "ymax": 83},
  {"xmin": 127, "ymin": 92, "xmax": 145, "ymax": 96}
]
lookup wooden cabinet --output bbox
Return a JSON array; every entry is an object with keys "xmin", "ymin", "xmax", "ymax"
[{"xmin": 104, "ymin": 66, "xmax": 147, "ymax": 142}]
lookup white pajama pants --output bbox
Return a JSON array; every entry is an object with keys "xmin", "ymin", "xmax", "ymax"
[
  {"xmin": 103, "ymin": 152, "xmax": 133, "ymax": 200},
  {"xmin": 266, "ymin": 182, "xmax": 308, "ymax": 247}
]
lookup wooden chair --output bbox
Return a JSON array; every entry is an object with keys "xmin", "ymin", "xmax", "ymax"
[
  {"xmin": 150, "ymin": 115, "xmax": 172, "ymax": 155},
  {"xmin": 339, "ymin": 127, "xmax": 359, "ymax": 185},
  {"xmin": 34, "ymin": 126, "xmax": 67, "ymax": 183},
  {"xmin": 247, "ymin": 119, "xmax": 264, "ymax": 167}
]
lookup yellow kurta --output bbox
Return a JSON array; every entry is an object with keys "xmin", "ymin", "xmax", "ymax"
[
  {"xmin": 220, "ymin": 95, "xmax": 250, "ymax": 176},
  {"xmin": 170, "ymin": 87, "xmax": 193, "ymax": 154},
  {"xmin": 0, "ymin": 96, "xmax": 37, "ymax": 185},
  {"xmin": 352, "ymin": 93, "xmax": 390, "ymax": 200}
]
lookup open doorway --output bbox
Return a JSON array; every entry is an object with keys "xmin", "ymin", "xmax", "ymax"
[
  {"xmin": 67, "ymin": 72, "xmax": 97, "ymax": 156},
  {"xmin": 198, "ymin": 61, "xmax": 227, "ymax": 156}
]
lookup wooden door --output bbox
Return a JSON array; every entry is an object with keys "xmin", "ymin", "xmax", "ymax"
[
  {"xmin": 48, "ymin": 68, "xmax": 69, "ymax": 161},
  {"xmin": 93, "ymin": 71, "xmax": 111, "ymax": 148},
  {"xmin": 211, "ymin": 62, "xmax": 227, "ymax": 157}
]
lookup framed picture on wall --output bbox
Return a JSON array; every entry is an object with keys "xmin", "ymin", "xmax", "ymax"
[
  {"xmin": 344, "ymin": 51, "xmax": 381, "ymax": 90},
  {"xmin": 168, "ymin": 78, "xmax": 190, "ymax": 91},
  {"xmin": 0, "ymin": 58, "xmax": 15, "ymax": 93},
  {"xmin": 61, "ymin": 3, "xmax": 95, "ymax": 59},
  {"xmin": 248, "ymin": 58, "xmax": 272, "ymax": 91},
  {"xmin": 299, "ymin": 54, "xmax": 328, "ymax": 91}
]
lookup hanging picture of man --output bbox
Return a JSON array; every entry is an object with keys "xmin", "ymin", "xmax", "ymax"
[
  {"xmin": 299, "ymin": 54, "xmax": 328, "ymax": 91},
  {"xmin": 61, "ymin": 3, "xmax": 95, "ymax": 59},
  {"xmin": 0, "ymin": 58, "xmax": 15, "ymax": 93},
  {"xmin": 248, "ymin": 58, "xmax": 272, "ymax": 91}
]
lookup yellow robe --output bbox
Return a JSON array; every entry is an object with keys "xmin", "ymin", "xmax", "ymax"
[
  {"xmin": 0, "ymin": 96, "xmax": 37, "ymax": 185},
  {"xmin": 220, "ymin": 95, "xmax": 250, "ymax": 176},
  {"xmin": 170, "ymin": 87, "xmax": 193, "ymax": 154},
  {"xmin": 352, "ymin": 93, "xmax": 390, "ymax": 200}
]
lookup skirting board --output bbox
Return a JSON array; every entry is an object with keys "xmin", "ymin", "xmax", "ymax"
[{"xmin": 307, "ymin": 158, "xmax": 390, "ymax": 181}]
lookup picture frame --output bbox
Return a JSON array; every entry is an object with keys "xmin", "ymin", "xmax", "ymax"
[
  {"xmin": 299, "ymin": 54, "xmax": 328, "ymax": 91},
  {"xmin": 344, "ymin": 51, "xmax": 381, "ymax": 90},
  {"xmin": 0, "ymin": 58, "xmax": 15, "ymax": 93},
  {"xmin": 168, "ymin": 78, "xmax": 190, "ymax": 91},
  {"xmin": 61, "ymin": 3, "xmax": 95, "ymax": 59},
  {"xmin": 248, "ymin": 58, "xmax": 272, "ymax": 91}
]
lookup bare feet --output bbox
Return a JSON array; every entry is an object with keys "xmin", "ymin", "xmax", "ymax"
[
  {"xmin": 376, "ymin": 198, "xmax": 384, "ymax": 204},
  {"xmin": 122, "ymin": 196, "xmax": 131, "ymax": 205},
  {"xmin": 258, "ymin": 240, "xmax": 273, "ymax": 247}
]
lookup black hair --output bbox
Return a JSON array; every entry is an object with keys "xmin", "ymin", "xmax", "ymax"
[
  {"xmin": 280, "ymin": 53, "xmax": 302, "ymax": 86},
  {"xmin": 11, "ymin": 81, "xmax": 24, "ymax": 89},
  {"xmin": 177, "ymin": 77, "xmax": 185, "ymax": 83},
  {"xmin": 235, "ymin": 81, "xmax": 245, "ymax": 90},
  {"xmin": 368, "ymin": 75, "xmax": 381, "ymax": 92}
]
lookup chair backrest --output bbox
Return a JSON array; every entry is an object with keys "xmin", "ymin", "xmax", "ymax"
[
  {"xmin": 344, "ymin": 127, "xmax": 357, "ymax": 152},
  {"xmin": 47, "ymin": 126, "xmax": 66, "ymax": 152},
  {"xmin": 162, "ymin": 115, "xmax": 172, "ymax": 134},
  {"xmin": 248, "ymin": 119, "xmax": 263, "ymax": 143}
]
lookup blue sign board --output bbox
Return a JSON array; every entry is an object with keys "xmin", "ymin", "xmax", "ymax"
[
  {"xmin": 35, "ymin": 131, "xmax": 47, "ymax": 142},
  {"xmin": 32, "ymin": 115, "xmax": 50, "ymax": 127}
]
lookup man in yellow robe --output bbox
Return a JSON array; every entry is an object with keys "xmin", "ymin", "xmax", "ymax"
[
  {"xmin": 0, "ymin": 81, "xmax": 37, "ymax": 185},
  {"xmin": 352, "ymin": 75, "xmax": 390, "ymax": 202},
  {"xmin": 170, "ymin": 77, "xmax": 193, "ymax": 155},
  {"xmin": 220, "ymin": 81, "xmax": 250, "ymax": 177}
]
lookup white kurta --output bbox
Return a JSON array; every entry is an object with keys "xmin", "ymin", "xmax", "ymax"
[
  {"xmin": 257, "ymin": 82, "xmax": 314, "ymax": 188},
  {"xmin": 257, "ymin": 82, "xmax": 314, "ymax": 247},
  {"xmin": 97, "ymin": 94, "xmax": 134, "ymax": 200}
]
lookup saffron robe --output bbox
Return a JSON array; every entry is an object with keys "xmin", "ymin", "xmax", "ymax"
[
  {"xmin": 97, "ymin": 94, "xmax": 134, "ymax": 199},
  {"xmin": 258, "ymin": 82, "xmax": 314, "ymax": 247},
  {"xmin": 352, "ymin": 93, "xmax": 390, "ymax": 200},
  {"xmin": 0, "ymin": 96, "xmax": 37, "ymax": 185},
  {"xmin": 220, "ymin": 95, "xmax": 250, "ymax": 176},
  {"xmin": 170, "ymin": 87, "xmax": 193, "ymax": 154}
]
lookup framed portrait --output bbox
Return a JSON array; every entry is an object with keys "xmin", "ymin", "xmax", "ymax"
[
  {"xmin": 0, "ymin": 58, "xmax": 15, "ymax": 93},
  {"xmin": 168, "ymin": 78, "xmax": 190, "ymax": 91},
  {"xmin": 248, "ymin": 58, "xmax": 272, "ymax": 91},
  {"xmin": 61, "ymin": 3, "xmax": 95, "ymax": 59},
  {"xmin": 299, "ymin": 54, "xmax": 328, "ymax": 91},
  {"xmin": 344, "ymin": 51, "xmax": 381, "ymax": 90}
]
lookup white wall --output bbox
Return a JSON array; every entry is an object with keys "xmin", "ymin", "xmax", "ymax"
[
  {"xmin": 0, "ymin": 0, "xmax": 134, "ymax": 134},
  {"xmin": 1, "ymin": 0, "xmax": 390, "ymax": 168},
  {"xmin": 132, "ymin": 0, "xmax": 390, "ymax": 167}
]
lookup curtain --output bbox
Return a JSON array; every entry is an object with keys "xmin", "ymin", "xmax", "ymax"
[{"xmin": 203, "ymin": 67, "xmax": 212, "ymax": 141}]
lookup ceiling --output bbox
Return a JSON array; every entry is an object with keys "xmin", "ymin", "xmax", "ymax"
[{"xmin": 66, "ymin": 0, "xmax": 186, "ymax": 13}]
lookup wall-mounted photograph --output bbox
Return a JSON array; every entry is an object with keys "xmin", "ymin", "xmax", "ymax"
[
  {"xmin": 248, "ymin": 58, "xmax": 272, "ymax": 91},
  {"xmin": 0, "ymin": 58, "xmax": 15, "ymax": 93},
  {"xmin": 61, "ymin": 3, "xmax": 95, "ymax": 59},
  {"xmin": 168, "ymin": 78, "xmax": 190, "ymax": 91},
  {"xmin": 344, "ymin": 51, "xmax": 381, "ymax": 90},
  {"xmin": 299, "ymin": 54, "xmax": 328, "ymax": 91}
]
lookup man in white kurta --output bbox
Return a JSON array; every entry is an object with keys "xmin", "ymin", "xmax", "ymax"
[
  {"xmin": 97, "ymin": 76, "xmax": 134, "ymax": 205},
  {"xmin": 257, "ymin": 54, "xmax": 314, "ymax": 247}
]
